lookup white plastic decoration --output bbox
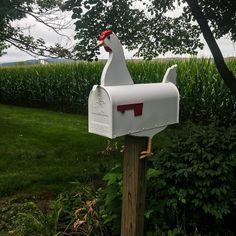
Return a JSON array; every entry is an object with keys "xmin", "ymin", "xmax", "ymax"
[{"xmin": 89, "ymin": 30, "xmax": 179, "ymax": 140}]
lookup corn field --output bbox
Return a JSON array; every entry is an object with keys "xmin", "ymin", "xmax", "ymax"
[{"xmin": 0, "ymin": 58, "xmax": 235, "ymax": 124}]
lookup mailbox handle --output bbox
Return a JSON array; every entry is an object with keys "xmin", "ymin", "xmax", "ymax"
[{"xmin": 117, "ymin": 103, "xmax": 143, "ymax": 116}]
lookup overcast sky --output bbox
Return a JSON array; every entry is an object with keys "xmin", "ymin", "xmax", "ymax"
[{"xmin": 0, "ymin": 8, "xmax": 235, "ymax": 63}]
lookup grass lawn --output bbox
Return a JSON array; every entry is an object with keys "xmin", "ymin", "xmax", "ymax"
[
  {"xmin": 0, "ymin": 104, "xmax": 121, "ymax": 197},
  {"xmin": 0, "ymin": 104, "xmax": 171, "ymax": 235}
]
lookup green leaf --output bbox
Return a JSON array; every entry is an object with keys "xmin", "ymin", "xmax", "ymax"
[{"xmin": 146, "ymin": 168, "xmax": 161, "ymax": 180}]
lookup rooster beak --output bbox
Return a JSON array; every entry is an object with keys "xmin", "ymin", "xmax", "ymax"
[{"xmin": 95, "ymin": 40, "xmax": 104, "ymax": 48}]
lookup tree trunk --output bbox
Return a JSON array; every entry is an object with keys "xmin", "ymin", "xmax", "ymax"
[{"xmin": 186, "ymin": 0, "xmax": 236, "ymax": 96}]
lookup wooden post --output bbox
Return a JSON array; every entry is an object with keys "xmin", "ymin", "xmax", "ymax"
[{"xmin": 121, "ymin": 135, "xmax": 148, "ymax": 236}]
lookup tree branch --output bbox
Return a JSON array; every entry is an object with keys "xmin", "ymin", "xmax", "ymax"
[
  {"xmin": 4, "ymin": 35, "xmax": 74, "ymax": 59},
  {"xmin": 186, "ymin": 0, "xmax": 236, "ymax": 96},
  {"xmin": 16, "ymin": 7, "xmax": 71, "ymax": 40}
]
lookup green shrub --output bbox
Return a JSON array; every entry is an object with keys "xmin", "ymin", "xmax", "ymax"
[
  {"xmin": 152, "ymin": 122, "xmax": 236, "ymax": 234},
  {"xmin": 98, "ymin": 123, "xmax": 236, "ymax": 235},
  {"xmin": 0, "ymin": 59, "xmax": 235, "ymax": 123},
  {"xmin": 98, "ymin": 165, "xmax": 123, "ymax": 235}
]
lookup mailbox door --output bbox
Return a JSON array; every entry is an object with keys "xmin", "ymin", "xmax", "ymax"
[{"xmin": 89, "ymin": 86, "xmax": 112, "ymax": 138}]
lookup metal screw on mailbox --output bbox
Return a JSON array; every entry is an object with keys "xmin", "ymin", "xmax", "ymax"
[{"xmin": 88, "ymin": 30, "xmax": 180, "ymax": 236}]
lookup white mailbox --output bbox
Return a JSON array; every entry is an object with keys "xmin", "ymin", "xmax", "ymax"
[
  {"xmin": 89, "ymin": 83, "xmax": 179, "ymax": 138},
  {"xmin": 88, "ymin": 30, "xmax": 179, "ymax": 141}
]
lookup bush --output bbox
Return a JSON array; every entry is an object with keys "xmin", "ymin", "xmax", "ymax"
[
  {"xmin": 98, "ymin": 123, "xmax": 236, "ymax": 235},
  {"xmin": 152, "ymin": 122, "xmax": 236, "ymax": 234},
  {"xmin": 98, "ymin": 165, "xmax": 123, "ymax": 235}
]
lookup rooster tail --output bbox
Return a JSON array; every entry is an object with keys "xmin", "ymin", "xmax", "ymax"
[{"xmin": 162, "ymin": 64, "xmax": 177, "ymax": 85}]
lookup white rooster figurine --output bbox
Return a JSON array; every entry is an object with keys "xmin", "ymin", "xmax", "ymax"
[
  {"xmin": 96, "ymin": 30, "xmax": 134, "ymax": 86},
  {"xmin": 95, "ymin": 29, "xmax": 178, "ymax": 159}
]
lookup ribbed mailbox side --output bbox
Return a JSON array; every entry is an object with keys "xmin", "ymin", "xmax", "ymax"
[{"xmin": 105, "ymin": 83, "xmax": 179, "ymax": 138}]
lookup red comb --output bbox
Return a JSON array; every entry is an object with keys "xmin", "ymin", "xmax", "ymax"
[{"xmin": 99, "ymin": 30, "xmax": 113, "ymax": 41}]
